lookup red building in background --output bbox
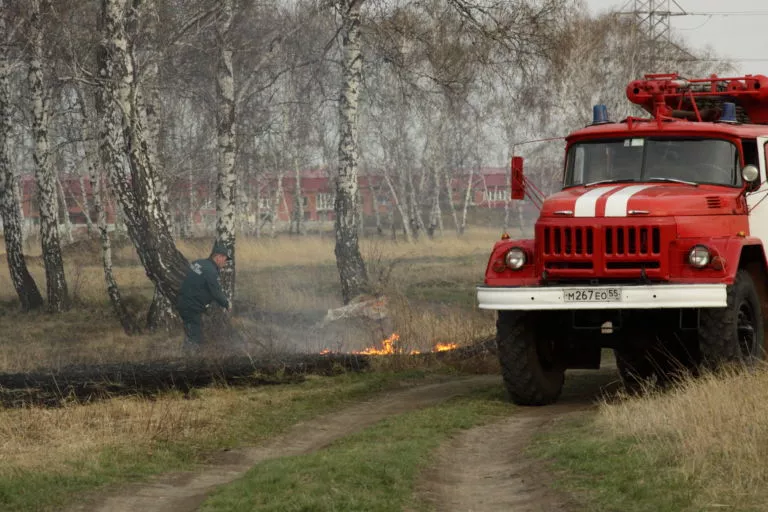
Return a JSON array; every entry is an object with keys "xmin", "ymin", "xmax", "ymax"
[
  {"xmin": 16, "ymin": 167, "xmax": 512, "ymax": 235},
  {"xmin": 17, "ymin": 174, "xmax": 117, "ymax": 233}
]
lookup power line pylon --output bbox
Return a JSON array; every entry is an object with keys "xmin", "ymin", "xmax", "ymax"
[{"xmin": 620, "ymin": 0, "xmax": 689, "ymax": 69}]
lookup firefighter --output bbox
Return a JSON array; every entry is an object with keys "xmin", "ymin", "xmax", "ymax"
[{"xmin": 177, "ymin": 242, "xmax": 232, "ymax": 352}]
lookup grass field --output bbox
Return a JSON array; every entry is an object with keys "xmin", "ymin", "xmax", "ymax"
[
  {"xmin": 0, "ymin": 229, "xmax": 504, "ymax": 510},
  {"xmin": 0, "ymin": 229, "xmax": 503, "ymax": 370},
  {"xmin": 532, "ymin": 365, "xmax": 768, "ymax": 512},
  {"xmin": 0, "ymin": 370, "xmax": 462, "ymax": 512},
  {"xmin": 9, "ymin": 228, "xmax": 768, "ymax": 511}
]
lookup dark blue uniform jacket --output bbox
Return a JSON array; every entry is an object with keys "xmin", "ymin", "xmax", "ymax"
[{"xmin": 177, "ymin": 258, "xmax": 229, "ymax": 314}]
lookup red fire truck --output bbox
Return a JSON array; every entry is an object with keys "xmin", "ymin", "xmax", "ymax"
[{"xmin": 478, "ymin": 74, "xmax": 768, "ymax": 405}]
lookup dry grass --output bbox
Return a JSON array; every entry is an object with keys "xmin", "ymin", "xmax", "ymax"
[
  {"xmin": 596, "ymin": 365, "xmax": 768, "ymax": 510},
  {"xmin": 0, "ymin": 228, "xmax": 504, "ymax": 509},
  {"xmin": 0, "ymin": 374, "xmax": 394, "ymax": 476},
  {"xmin": 0, "ymin": 391, "xmax": 217, "ymax": 473},
  {"xmin": 0, "ymin": 229, "xmax": 499, "ymax": 370}
]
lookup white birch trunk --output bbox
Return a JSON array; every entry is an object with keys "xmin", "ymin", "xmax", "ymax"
[
  {"xmin": 334, "ymin": 0, "xmax": 369, "ymax": 302},
  {"xmin": 136, "ymin": 0, "xmax": 178, "ymax": 330},
  {"xmin": 271, "ymin": 171, "xmax": 283, "ymax": 237},
  {"xmin": 406, "ymin": 167, "xmax": 426, "ymax": 237},
  {"xmin": 383, "ymin": 172, "xmax": 412, "ymax": 242},
  {"xmin": 67, "ymin": 89, "xmax": 95, "ymax": 236},
  {"xmin": 56, "ymin": 178, "xmax": 74, "ymax": 244},
  {"xmin": 427, "ymin": 165, "xmax": 442, "ymax": 238},
  {"xmin": 213, "ymin": 0, "xmax": 237, "ymax": 319},
  {"xmin": 74, "ymin": 83, "xmax": 136, "ymax": 332},
  {"xmin": 78, "ymin": 173, "xmax": 96, "ymax": 235},
  {"xmin": 459, "ymin": 167, "xmax": 474, "ymax": 236},
  {"xmin": 97, "ymin": 0, "xmax": 188, "ymax": 310},
  {"xmin": 92, "ymin": 162, "xmax": 138, "ymax": 333},
  {"xmin": 14, "ymin": 177, "xmax": 25, "ymax": 240},
  {"xmin": 236, "ymin": 184, "xmax": 248, "ymax": 236},
  {"xmin": 113, "ymin": 198, "xmax": 127, "ymax": 235},
  {"xmin": 0, "ymin": 5, "xmax": 43, "ymax": 311},
  {"xmin": 30, "ymin": 0, "xmax": 69, "ymax": 312},
  {"xmin": 444, "ymin": 171, "xmax": 460, "ymax": 235},
  {"xmin": 393, "ymin": 163, "xmax": 413, "ymax": 239},
  {"xmin": 292, "ymin": 159, "xmax": 303, "ymax": 235}
]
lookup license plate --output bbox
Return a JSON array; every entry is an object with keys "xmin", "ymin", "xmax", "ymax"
[{"xmin": 563, "ymin": 288, "xmax": 622, "ymax": 303}]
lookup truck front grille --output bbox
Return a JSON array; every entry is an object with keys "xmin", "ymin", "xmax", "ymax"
[
  {"xmin": 543, "ymin": 226, "xmax": 594, "ymax": 256},
  {"xmin": 604, "ymin": 226, "xmax": 661, "ymax": 255},
  {"xmin": 537, "ymin": 222, "xmax": 672, "ymax": 280}
]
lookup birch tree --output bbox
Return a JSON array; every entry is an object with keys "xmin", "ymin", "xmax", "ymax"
[
  {"xmin": 334, "ymin": 0, "xmax": 369, "ymax": 303},
  {"xmin": 134, "ymin": 0, "xmax": 179, "ymax": 330},
  {"xmin": 0, "ymin": 2, "xmax": 44, "ymax": 311},
  {"xmin": 91, "ymin": 152, "xmax": 138, "ymax": 334},
  {"xmin": 211, "ymin": 0, "xmax": 238, "ymax": 322},
  {"xmin": 96, "ymin": 0, "xmax": 188, "ymax": 311},
  {"xmin": 76, "ymin": 86, "xmax": 139, "ymax": 334},
  {"xmin": 29, "ymin": 0, "xmax": 69, "ymax": 312}
]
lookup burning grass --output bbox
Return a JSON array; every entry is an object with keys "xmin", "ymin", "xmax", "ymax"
[{"xmin": 322, "ymin": 332, "xmax": 459, "ymax": 356}]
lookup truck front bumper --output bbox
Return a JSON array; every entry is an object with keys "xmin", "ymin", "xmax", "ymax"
[{"xmin": 477, "ymin": 284, "xmax": 727, "ymax": 311}]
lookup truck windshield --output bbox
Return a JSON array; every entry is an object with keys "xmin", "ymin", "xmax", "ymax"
[{"xmin": 564, "ymin": 138, "xmax": 739, "ymax": 187}]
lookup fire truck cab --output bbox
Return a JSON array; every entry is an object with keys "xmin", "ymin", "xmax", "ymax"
[{"xmin": 478, "ymin": 74, "xmax": 768, "ymax": 405}]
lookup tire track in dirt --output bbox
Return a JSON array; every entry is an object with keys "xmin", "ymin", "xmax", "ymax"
[
  {"xmin": 414, "ymin": 369, "xmax": 619, "ymax": 512},
  {"xmin": 70, "ymin": 375, "xmax": 500, "ymax": 512}
]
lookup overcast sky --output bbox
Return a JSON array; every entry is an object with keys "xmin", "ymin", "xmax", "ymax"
[{"xmin": 584, "ymin": 0, "xmax": 768, "ymax": 75}]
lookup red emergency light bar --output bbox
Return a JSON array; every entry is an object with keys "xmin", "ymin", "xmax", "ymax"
[{"xmin": 626, "ymin": 73, "xmax": 768, "ymax": 124}]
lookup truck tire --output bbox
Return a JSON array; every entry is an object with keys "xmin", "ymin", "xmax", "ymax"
[
  {"xmin": 699, "ymin": 269, "xmax": 764, "ymax": 369},
  {"xmin": 496, "ymin": 311, "xmax": 565, "ymax": 406},
  {"xmin": 614, "ymin": 348, "xmax": 654, "ymax": 395}
]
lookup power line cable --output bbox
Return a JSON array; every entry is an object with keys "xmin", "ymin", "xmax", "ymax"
[
  {"xmin": 615, "ymin": 10, "xmax": 768, "ymax": 16},
  {"xmin": 675, "ymin": 58, "xmax": 768, "ymax": 62},
  {"xmin": 676, "ymin": 15, "xmax": 712, "ymax": 30},
  {"xmin": 683, "ymin": 11, "xmax": 768, "ymax": 16}
]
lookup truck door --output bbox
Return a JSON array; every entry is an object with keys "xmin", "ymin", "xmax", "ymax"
[{"xmin": 747, "ymin": 136, "xmax": 768, "ymax": 247}]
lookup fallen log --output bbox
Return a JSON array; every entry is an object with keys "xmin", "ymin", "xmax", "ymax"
[
  {"xmin": 0, "ymin": 338, "xmax": 497, "ymax": 409},
  {"xmin": 0, "ymin": 353, "xmax": 371, "ymax": 408}
]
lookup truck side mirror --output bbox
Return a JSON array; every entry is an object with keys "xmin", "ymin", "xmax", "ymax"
[{"xmin": 511, "ymin": 156, "xmax": 525, "ymax": 200}]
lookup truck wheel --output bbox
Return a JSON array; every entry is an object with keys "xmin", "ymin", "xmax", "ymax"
[
  {"xmin": 699, "ymin": 269, "xmax": 764, "ymax": 369},
  {"xmin": 496, "ymin": 311, "xmax": 565, "ymax": 406},
  {"xmin": 614, "ymin": 348, "xmax": 654, "ymax": 394}
]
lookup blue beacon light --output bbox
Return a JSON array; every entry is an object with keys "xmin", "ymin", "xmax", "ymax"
[
  {"xmin": 719, "ymin": 102, "xmax": 737, "ymax": 123},
  {"xmin": 592, "ymin": 104, "xmax": 610, "ymax": 125}
]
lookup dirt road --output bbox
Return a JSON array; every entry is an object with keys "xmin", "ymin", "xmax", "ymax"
[
  {"xmin": 71, "ymin": 370, "xmax": 617, "ymax": 512},
  {"xmin": 414, "ymin": 370, "xmax": 619, "ymax": 512},
  {"xmin": 71, "ymin": 375, "xmax": 499, "ymax": 512}
]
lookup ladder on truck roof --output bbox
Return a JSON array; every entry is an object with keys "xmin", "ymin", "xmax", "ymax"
[{"xmin": 626, "ymin": 74, "xmax": 768, "ymax": 124}]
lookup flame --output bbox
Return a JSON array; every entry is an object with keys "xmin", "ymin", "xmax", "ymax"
[
  {"xmin": 319, "ymin": 334, "xmax": 459, "ymax": 356},
  {"xmin": 354, "ymin": 333, "xmax": 400, "ymax": 355}
]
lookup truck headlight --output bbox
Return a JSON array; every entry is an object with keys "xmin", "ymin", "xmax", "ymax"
[
  {"xmin": 688, "ymin": 245, "xmax": 710, "ymax": 268},
  {"xmin": 505, "ymin": 247, "xmax": 527, "ymax": 270}
]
